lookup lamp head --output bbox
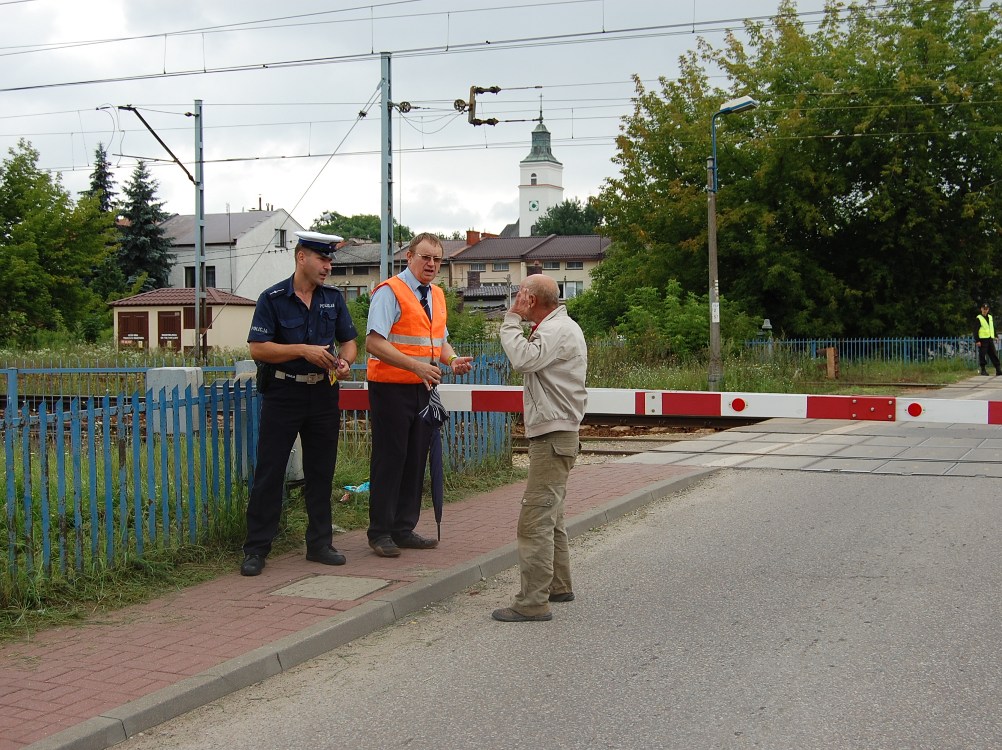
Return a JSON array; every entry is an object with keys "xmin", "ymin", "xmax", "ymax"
[{"xmin": 718, "ymin": 95, "xmax": 759, "ymax": 115}]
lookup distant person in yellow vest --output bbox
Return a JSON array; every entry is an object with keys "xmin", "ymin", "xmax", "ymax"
[
  {"xmin": 975, "ymin": 302, "xmax": 1002, "ymax": 376},
  {"xmin": 365, "ymin": 233, "xmax": 474, "ymax": 557}
]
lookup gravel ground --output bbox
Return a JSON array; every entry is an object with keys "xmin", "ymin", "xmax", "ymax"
[{"xmin": 511, "ymin": 425, "xmax": 715, "ymax": 468}]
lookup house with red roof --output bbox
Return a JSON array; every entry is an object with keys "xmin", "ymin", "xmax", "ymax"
[{"xmin": 109, "ymin": 287, "xmax": 256, "ymax": 352}]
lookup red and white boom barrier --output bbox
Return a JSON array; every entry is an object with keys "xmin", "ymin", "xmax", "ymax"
[{"xmin": 339, "ymin": 384, "xmax": 1002, "ymax": 426}]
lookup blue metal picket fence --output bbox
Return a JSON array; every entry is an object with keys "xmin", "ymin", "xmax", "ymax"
[
  {"xmin": 743, "ymin": 336, "xmax": 978, "ymax": 364},
  {"xmin": 3, "ymin": 381, "xmax": 258, "ymax": 583}
]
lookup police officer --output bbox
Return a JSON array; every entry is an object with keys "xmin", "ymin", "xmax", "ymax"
[
  {"xmin": 240, "ymin": 231, "xmax": 358, "ymax": 576},
  {"xmin": 975, "ymin": 302, "xmax": 1002, "ymax": 377}
]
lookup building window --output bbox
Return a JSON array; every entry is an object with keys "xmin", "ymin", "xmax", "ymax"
[
  {"xmin": 560, "ymin": 281, "xmax": 584, "ymax": 299},
  {"xmin": 184, "ymin": 265, "xmax": 217, "ymax": 288},
  {"xmin": 183, "ymin": 306, "xmax": 214, "ymax": 329},
  {"xmin": 353, "ymin": 266, "xmax": 370, "ymax": 275},
  {"xmin": 275, "ymin": 228, "xmax": 287, "ymax": 247},
  {"xmin": 492, "ymin": 262, "xmax": 509, "ymax": 272},
  {"xmin": 343, "ymin": 287, "xmax": 366, "ymax": 301},
  {"xmin": 530, "ymin": 173, "xmax": 538, "ymax": 186},
  {"xmin": 565, "ymin": 261, "xmax": 584, "ymax": 270},
  {"xmin": 469, "ymin": 263, "xmax": 486, "ymax": 272},
  {"xmin": 330, "ymin": 267, "xmax": 348, "ymax": 276},
  {"xmin": 543, "ymin": 261, "xmax": 560, "ymax": 270}
]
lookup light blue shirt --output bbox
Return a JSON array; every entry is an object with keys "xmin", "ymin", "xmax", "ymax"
[{"xmin": 367, "ymin": 268, "xmax": 449, "ymax": 339}]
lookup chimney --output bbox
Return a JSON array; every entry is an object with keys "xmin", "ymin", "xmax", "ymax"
[
  {"xmin": 468, "ymin": 270, "xmax": 481, "ymax": 287},
  {"xmin": 466, "ymin": 229, "xmax": 481, "ymax": 246}
]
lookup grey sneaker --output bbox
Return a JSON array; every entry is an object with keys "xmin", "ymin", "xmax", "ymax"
[{"xmin": 491, "ymin": 607, "xmax": 552, "ymax": 622}]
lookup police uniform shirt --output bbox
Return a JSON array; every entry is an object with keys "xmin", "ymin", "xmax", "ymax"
[
  {"xmin": 248, "ymin": 275, "xmax": 357, "ymax": 376},
  {"xmin": 367, "ymin": 268, "xmax": 449, "ymax": 340}
]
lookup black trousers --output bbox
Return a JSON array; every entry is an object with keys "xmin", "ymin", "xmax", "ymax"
[
  {"xmin": 243, "ymin": 379, "xmax": 340, "ymax": 556},
  {"xmin": 367, "ymin": 381, "xmax": 431, "ymax": 542},
  {"xmin": 979, "ymin": 338, "xmax": 1001, "ymax": 373}
]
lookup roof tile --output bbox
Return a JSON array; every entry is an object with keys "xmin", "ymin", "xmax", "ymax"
[{"xmin": 109, "ymin": 287, "xmax": 257, "ymax": 307}]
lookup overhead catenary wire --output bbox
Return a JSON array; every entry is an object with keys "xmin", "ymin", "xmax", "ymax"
[
  {"xmin": 221, "ymin": 83, "xmax": 385, "ymax": 300},
  {"xmin": 0, "ymin": 1, "xmax": 923, "ymax": 94},
  {"xmin": 0, "ymin": 1, "xmax": 827, "ymax": 56},
  {"xmin": 8, "ymin": 95, "xmax": 1002, "ymax": 141}
]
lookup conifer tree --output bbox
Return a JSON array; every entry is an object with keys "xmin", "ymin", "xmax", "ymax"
[
  {"xmin": 83, "ymin": 142, "xmax": 116, "ymax": 213},
  {"xmin": 118, "ymin": 160, "xmax": 174, "ymax": 290}
]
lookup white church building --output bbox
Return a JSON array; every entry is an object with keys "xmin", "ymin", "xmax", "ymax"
[{"xmin": 502, "ymin": 117, "xmax": 565, "ymax": 238}]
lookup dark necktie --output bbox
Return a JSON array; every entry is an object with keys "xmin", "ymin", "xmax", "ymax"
[{"xmin": 418, "ymin": 285, "xmax": 431, "ymax": 321}]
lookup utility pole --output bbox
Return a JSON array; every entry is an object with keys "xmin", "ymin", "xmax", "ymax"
[
  {"xmin": 117, "ymin": 102, "xmax": 206, "ymax": 359},
  {"xmin": 706, "ymin": 155, "xmax": 722, "ymax": 391},
  {"xmin": 379, "ymin": 53, "xmax": 393, "ymax": 282},
  {"xmin": 194, "ymin": 100, "xmax": 205, "ymax": 361}
]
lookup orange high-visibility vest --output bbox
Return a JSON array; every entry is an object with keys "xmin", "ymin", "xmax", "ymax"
[{"xmin": 366, "ymin": 276, "xmax": 446, "ymax": 384}]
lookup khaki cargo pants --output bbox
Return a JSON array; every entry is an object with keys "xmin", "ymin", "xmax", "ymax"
[{"xmin": 512, "ymin": 430, "xmax": 579, "ymax": 616}]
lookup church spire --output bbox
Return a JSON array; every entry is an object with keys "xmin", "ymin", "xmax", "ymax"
[{"xmin": 522, "ymin": 96, "xmax": 561, "ymax": 165}]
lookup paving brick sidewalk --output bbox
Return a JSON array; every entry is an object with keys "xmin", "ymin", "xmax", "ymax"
[{"xmin": 1, "ymin": 460, "xmax": 709, "ymax": 750}]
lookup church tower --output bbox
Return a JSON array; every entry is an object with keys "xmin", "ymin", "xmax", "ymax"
[{"xmin": 518, "ymin": 109, "xmax": 563, "ymax": 237}]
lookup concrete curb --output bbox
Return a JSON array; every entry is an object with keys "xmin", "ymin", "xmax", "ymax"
[{"xmin": 26, "ymin": 468, "xmax": 716, "ymax": 750}]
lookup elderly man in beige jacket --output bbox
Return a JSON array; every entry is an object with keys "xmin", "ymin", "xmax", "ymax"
[{"xmin": 493, "ymin": 274, "xmax": 588, "ymax": 623}]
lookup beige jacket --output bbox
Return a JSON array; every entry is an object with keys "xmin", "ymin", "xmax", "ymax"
[{"xmin": 500, "ymin": 306, "xmax": 588, "ymax": 438}]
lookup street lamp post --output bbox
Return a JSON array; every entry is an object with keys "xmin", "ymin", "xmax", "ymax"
[{"xmin": 707, "ymin": 95, "xmax": 758, "ymax": 391}]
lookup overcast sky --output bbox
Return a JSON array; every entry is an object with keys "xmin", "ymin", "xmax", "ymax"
[{"xmin": 0, "ymin": 0, "xmax": 829, "ymax": 236}]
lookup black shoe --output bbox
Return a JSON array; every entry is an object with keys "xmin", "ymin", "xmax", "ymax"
[
  {"xmin": 491, "ymin": 607, "xmax": 552, "ymax": 622},
  {"xmin": 306, "ymin": 546, "xmax": 346, "ymax": 566},
  {"xmin": 240, "ymin": 553, "xmax": 265, "ymax": 576},
  {"xmin": 981, "ymin": 370, "xmax": 989, "ymax": 376},
  {"xmin": 393, "ymin": 531, "xmax": 438, "ymax": 549},
  {"xmin": 369, "ymin": 536, "xmax": 401, "ymax": 557},
  {"xmin": 548, "ymin": 592, "xmax": 575, "ymax": 602}
]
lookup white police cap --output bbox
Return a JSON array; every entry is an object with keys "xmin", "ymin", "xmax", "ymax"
[{"xmin": 295, "ymin": 231, "xmax": 344, "ymax": 258}]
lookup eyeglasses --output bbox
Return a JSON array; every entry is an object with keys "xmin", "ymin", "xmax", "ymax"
[{"xmin": 414, "ymin": 253, "xmax": 443, "ymax": 265}]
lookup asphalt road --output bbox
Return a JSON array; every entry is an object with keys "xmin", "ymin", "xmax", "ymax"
[{"xmin": 115, "ymin": 469, "xmax": 1002, "ymax": 750}]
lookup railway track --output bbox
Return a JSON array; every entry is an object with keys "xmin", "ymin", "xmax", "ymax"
[{"xmin": 513, "ymin": 412, "xmax": 757, "ymax": 457}]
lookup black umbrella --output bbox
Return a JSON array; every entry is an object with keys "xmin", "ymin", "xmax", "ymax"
[{"xmin": 420, "ymin": 387, "xmax": 448, "ymax": 540}]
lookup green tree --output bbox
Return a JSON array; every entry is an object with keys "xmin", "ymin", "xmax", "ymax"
[
  {"xmin": 532, "ymin": 197, "xmax": 603, "ymax": 236},
  {"xmin": 82, "ymin": 142, "xmax": 116, "ymax": 213},
  {"xmin": 312, "ymin": 211, "xmax": 414, "ymax": 244},
  {"xmin": 80, "ymin": 142, "xmax": 128, "ymax": 338},
  {"xmin": 443, "ymin": 287, "xmax": 487, "ymax": 342},
  {"xmin": 0, "ymin": 139, "xmax": 114, "ymax": 345},
  {"xmin": 593, "ymin": 0, "xmax": 1002, "ymax": 338},
  {"xmin": 118, "ymin": 161, "xmax": 174, "ymax": 291}
]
